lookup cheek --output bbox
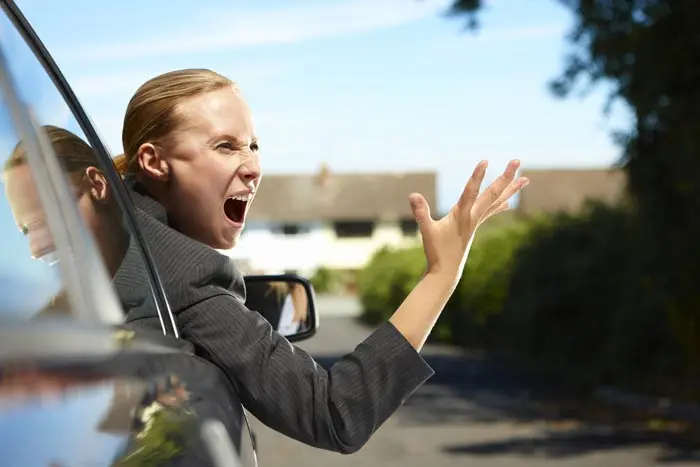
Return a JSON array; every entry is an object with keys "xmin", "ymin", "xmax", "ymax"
[{"xmin": 180, "ymin": 156, "xmax": 237, "ymax": 197}]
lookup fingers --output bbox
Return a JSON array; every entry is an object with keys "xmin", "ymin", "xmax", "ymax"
[
  {"xmin": 409, "ymin": 193, "xmax": 432, "ymax": 228},
  {"xmin": 457, "ymin": 161, "xmax": 488, "ymax": 212},
  {"xmin": 472, "ymin": 160, "xmax": 521, "ymax": 216},
  {"xmin": 491, "ymin": 177, "xmax": 529, "ymax": 212},
  {"xmin": 480, "ymin": 201, "xmax": 511, "ymax": 226}
]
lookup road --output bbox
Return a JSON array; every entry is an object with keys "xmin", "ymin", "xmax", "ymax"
[{"xmin": 248, "ymin": 300, "xmax": 700, "ymax": 466}]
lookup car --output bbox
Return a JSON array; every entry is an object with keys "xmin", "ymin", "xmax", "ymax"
[{"xmin": 0, "ymin": 1, "xmax": 319, "ymax": 465}]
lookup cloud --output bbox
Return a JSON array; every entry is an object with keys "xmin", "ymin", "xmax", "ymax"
[{"xmin": 58, "ymin": 0, "xmax": 453, "ymax": 64}]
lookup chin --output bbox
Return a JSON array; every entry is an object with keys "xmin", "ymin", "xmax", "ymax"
[{"xmin": 217, "ymin": 232, "xmax": 242, "ymax": 250}]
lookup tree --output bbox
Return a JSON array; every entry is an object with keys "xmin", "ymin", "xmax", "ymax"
[{"xmin": 449, "ymin": 0, "xmax": 700, "ymax": 387}]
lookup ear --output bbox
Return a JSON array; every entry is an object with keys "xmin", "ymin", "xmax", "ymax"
[
  {"xmin": 136, "ymin": 143, "xmax": 170, "ymax": 182},
  {"xmin": 84, "ymin": 166, "xmax": 110, "ymax": 203}
]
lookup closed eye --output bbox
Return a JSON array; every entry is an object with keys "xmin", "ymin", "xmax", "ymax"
[{"xmin": 216, "ymin": 141, "xmax": 236, "ymax": 151}]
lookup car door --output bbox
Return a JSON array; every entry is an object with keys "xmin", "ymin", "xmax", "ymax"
[{"xmin": 0, "ymin": 1, "xmax": 257, "ymax": 465}]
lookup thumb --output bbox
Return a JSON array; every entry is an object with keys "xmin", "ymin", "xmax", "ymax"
[{"xmin": 409, "ymin": 193, "xmax": 432, "ymax": 228}]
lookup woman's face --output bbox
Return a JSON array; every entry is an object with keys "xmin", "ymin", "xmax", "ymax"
[
  {"xmin": 145, "ymin": 87, "xmax": 261, "ymax": 249},
  {"xmin": 4, "ymin": 164, "xmax": 111, "ymax": 260},
  {"xmin": 5, "ymin": 164, "xmax": 55, "ymax": 260}
]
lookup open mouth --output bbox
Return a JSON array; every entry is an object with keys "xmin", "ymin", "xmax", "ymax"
[{"xmin": 224, "ymin": 193, "xmax": 251, "ymax": 225}]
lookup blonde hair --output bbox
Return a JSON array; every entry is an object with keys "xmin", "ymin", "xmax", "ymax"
[
  {"xmin": 268, "ymin": 281, "xmax": 290, "ymax": 297},
  {"xmin": 113, "ymin": 69, "xmax": 237, "ymax": 175},
  {"xmin": 268, "ymin": 282, "xmax": 307, "ymax": 323},
  {"xmin": 4, "ymin": 125, "xmax": 100, "ymax": 185}
]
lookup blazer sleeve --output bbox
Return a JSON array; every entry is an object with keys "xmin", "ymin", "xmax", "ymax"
[{"xmin": 177, "ymin": 293, "xmax": 434, "ymax": 454}]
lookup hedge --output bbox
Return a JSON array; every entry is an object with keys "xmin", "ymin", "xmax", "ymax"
[{"xmin": 358, "ymin": 203, "xmax": 692, "ymax": 398}]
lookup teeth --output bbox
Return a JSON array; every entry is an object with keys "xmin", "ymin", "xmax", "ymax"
[{"xmin": 230, "ymin": 193, "xmax": 250, "ymax": 202}]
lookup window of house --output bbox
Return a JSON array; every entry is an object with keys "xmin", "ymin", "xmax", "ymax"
[
  {"xmin": 273, "ymin": 223, "xmax": 308, "ymax": 235},
  {"xmin": 333, "ymin": 221, "xmax": 375, "ymax": 238},
  {"xmin": 280, "ymin": 224, "xmax": 301, "ymax": 235},
  {"xmin": 400, "ymin": 219, "xmax": 418, "ymax": 236}
]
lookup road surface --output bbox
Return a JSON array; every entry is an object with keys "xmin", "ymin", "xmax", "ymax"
[{"xmin": 249, "ymin": 303, "xmax": 700, "ymax": 466}]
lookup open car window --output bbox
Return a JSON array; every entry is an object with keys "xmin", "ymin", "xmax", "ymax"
[{"xmin": 0, "ymin": 8, "xmax": 165, "ymax": 326}]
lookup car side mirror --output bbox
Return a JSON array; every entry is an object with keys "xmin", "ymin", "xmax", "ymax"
[{"xmin": 243, "ymin": 274, "xmax": 318, "ymax": 343}]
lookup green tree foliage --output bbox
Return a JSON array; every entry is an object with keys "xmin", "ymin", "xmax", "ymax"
[{"xmin": 439, "ymin": 0, "xmax": 700, "ymax": 394}]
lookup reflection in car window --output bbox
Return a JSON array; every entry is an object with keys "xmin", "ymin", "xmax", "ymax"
[
  {"xmin": 0, "ymin": 377, "xmax": 129, "ymax": 466},
  {"xmin": 0, "ymin": 96, "xmax": 61, "ymax": 318},
  {"xmin": 0, "ymin": 11, "xmax": 161, "ymax": 323}
]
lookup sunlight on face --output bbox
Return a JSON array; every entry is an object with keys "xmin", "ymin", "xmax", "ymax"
[
  {"xmin": 4, "ymin": 164, "xmax": 54, "ymax": 259},
  {"xmin": 160, "ymin": 87, "xmax": 262, "ymax": 249}
]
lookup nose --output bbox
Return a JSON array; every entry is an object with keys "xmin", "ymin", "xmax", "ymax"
[{"xmin": 239, "ymin": 160, "xmax": 261, "ymax": 187}]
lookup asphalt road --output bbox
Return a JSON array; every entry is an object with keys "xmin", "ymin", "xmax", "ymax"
[{"xmin": 249, "ymin": 309, "xmax": 700, "ymax": 467}]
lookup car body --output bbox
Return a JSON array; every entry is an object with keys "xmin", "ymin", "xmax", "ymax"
[{"xmin": 0, "ymin": 1, "xmax": 319, "ymax": 465}]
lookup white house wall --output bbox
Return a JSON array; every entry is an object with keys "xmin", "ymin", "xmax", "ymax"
[{"xmin": 220, "ymin": 222, "xmax": 417, "ymax": 275}]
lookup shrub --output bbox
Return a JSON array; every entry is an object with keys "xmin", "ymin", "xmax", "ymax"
[
  {"xmin": 443, "ymin": 219, "xmax": 533, "ymax": 348},
  {"xmin": 356, "ymin": 202, "xmax": 693, "ymax": 399},
  {"xmin": 358, "ymin": 246, "xmax": 425, "ymax": 325},
  {"xmin": 310, "ymin": 267, "xmax": 356, "ymax": 295},
  {"xmin": 310, "ymin": 267, "xmax": 334, "ymax": 294},
  {"xmin": 497, "ymin": 202, "xmax": 684, "ymax": 393},
  {"xmin": 357, "ymin": 219, "xmax": 532, "ymax": 344}
]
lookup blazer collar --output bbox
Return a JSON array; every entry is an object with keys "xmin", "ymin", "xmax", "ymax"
[{"xmin": 124, "ymin": 176, "xmax": 169, "ymax": 225}]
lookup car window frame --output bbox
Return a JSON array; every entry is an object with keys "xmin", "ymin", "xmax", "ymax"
[{"xmin": 1, "ymin": 0, "xmax": 179, "ymax": 337}]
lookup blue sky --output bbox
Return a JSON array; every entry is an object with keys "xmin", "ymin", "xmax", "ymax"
[{"xmin": 15, "ymin": 0, "xmax": 630, "ymax": 212}]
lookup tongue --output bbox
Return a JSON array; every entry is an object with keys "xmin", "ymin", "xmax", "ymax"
[{"xmin": 224, "ymin": 198, "xmax": 246, "ymax": 223}]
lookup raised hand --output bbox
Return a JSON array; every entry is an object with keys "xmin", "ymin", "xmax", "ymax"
[{"xmin": 409, "ymin": 160, "xmax": 528, "ymax": 279}]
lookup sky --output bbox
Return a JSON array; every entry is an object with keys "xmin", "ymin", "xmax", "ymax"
[{"xmin": 14, "ymin": 0, "xmax": 631, "ymax": 211}]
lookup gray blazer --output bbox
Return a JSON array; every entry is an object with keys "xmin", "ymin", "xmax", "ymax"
[{"xmin": 121, "ymin": 179, "xmax": 434, "ymax": 453}]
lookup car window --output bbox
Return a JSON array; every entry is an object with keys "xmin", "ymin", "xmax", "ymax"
[{"xmin": 0, "ymin": 10, "xmax": 164, "ymax": 326}]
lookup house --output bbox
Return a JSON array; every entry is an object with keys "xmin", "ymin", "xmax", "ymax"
[
  {"xmin": 516, "ymin": 168, "xmax": 628, "ymax": 217},
  {"xmin": 222, "ymin": 164, "xmax": 437, "ymax": 276}
]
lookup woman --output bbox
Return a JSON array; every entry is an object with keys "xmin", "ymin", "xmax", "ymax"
[
  {"xmin": 276, "ymin": 282, "xmax": 308, "ymax": 335},
  {"xmin": 112, "ymin": 68, "xmax": 528, "ymax": 454},
  {"xmin": 4, "ymin": 125, "xmax": 133, "ymax": 316},
  {"xmin": 4, "ymin": 126, "xmax": 181, "ymax": 323},
  {"xmin": 4, "ymin": 126, "xmax": 128, "ymax": 274},
  {"xmin": 245, "ymin": 281, "xmax": 308, "ymax": 335}
]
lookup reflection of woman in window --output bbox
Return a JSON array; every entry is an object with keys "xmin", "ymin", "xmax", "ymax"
[
  {"xmin": 3, "ymin": 126, "xmax": 153, "ymax": 318},
  {"xmin": 4, "ymin": 126, "xmax": 129, "ymax": 317},
  {"xmin": 4, "ymin": 126, "xmax": 129, "ymax": 277},
  {"xmin": 244, "ymin": 281, "xmax": 308, "ymax": 335},
  {"xmin": 269, "ymin": 282, "xmax": 308, "ymax": 335}
]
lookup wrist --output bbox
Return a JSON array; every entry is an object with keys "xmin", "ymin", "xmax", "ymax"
[{"xmin": 424, "ymin": 269, "xmax": 460, "ymax": 291}]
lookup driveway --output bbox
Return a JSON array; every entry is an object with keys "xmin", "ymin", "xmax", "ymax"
[{"xmin": 249, "ymin": 306, "xmax": 700, "ymax": 466}]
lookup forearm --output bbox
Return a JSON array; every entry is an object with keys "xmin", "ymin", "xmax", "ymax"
[{"xmin": 389, "ymin": 271, "xmax": 458, "ymax": 351}]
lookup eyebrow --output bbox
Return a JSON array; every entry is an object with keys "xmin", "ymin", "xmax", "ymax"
[{"xmin": 210, "ymin": 134, "xmax": 258, "ymax": 146}]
